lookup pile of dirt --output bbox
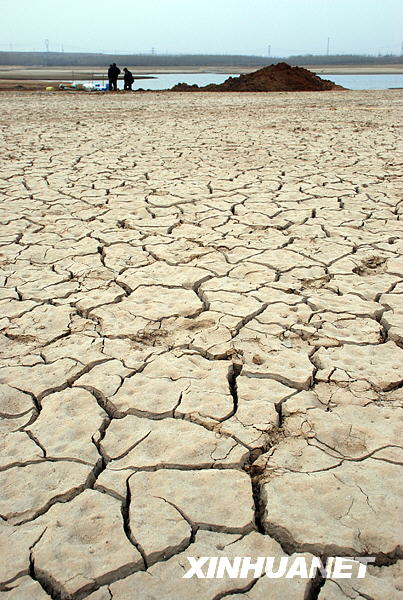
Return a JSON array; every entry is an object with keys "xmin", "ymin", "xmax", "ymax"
[{"xmin": 171, "ymin": 62, "xmax": 344, "ymax": 92}]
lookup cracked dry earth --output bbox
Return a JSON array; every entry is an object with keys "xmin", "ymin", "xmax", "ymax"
[{"xmin": 0, "ymin": 89, "xmax": 402, "ymax": 600}]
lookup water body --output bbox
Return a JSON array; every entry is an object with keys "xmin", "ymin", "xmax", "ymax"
[
  {"xmin": 135, "ymin": 73, "xmax": 239, "ymax": 90},
  {"xmin": 75, "ymin": 73, "xmax": 237, "ymax": 91},
  {"xmin": 323, "ymin": 74, "xmax": 403, "ymax": 90},
  {"xmin": 76, "ymin": 73, "xmax": 402, "ymax": 91}
]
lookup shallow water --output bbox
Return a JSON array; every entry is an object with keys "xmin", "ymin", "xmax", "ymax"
[
  {"xmin": 323, "ymin": 73, "xmax": 403, "ymax": 90},
  {"xmin": 73, "ymin": 73, "xmax": 238, "ymax": 91},
  {"xmin": 71, "ymin": 72, "xmax": 403, "ymax": 91}
]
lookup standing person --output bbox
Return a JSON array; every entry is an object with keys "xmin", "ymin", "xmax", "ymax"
[
  {"xmin": 123, "ymin": 67, "xmax": 135, "ymax": 91},
  {"xmin": 108, "ymin": 63, "xmax": 121, "ymax": 91}
]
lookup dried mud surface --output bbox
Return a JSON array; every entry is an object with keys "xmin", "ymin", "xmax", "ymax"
[{"xmin": 0, "ymin": 90, "xmax": 402, "ymax": 600}]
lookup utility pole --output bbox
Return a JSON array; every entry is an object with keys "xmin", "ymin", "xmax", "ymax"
[
  {"xmin": 45, "ymin": 39, "xmax": 50, "ymax": 52},
  {"xmin": 268, "ymin": 45, "xmax": 271, "ymax": 57},
  {"xmin": 326, "ymin": 37, "xmax": 330, "ymax": 56},
  {"xmin": 151, "ymin": 47, "xmax": 155, "ymax": 55}
]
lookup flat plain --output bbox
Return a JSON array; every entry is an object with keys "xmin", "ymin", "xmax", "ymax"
[{"xmin": 0, "ymin": 89, "xmax": 402, "ymax": 599}]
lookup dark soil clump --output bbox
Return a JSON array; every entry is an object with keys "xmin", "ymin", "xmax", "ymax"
[{"xmin": 171, "ymin": 62, "xmax": 344, "ymax": 92}]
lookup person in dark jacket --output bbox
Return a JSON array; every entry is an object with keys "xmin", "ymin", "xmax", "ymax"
[
  {"xmin": 123, "ymin": 67, "xmax": 135, "ymax": 91},
  {"xmin": 108, "ymin": 63, "xmax": 121, "ymax": 91}
]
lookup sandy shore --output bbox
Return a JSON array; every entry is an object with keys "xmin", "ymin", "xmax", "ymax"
[{"xmin": 0, "ymin": 90, "xmax": 402, "ymax": 599}]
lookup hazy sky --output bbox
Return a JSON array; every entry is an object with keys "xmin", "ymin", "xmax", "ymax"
[{"xmin": 1, "ymin": 0, "xmax": 402, "ymax": 56}]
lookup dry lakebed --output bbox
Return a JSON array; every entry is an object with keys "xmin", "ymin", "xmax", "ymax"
[{"xmin": 0, "ymin": 89, "xmax": 402, "ymax": 599}]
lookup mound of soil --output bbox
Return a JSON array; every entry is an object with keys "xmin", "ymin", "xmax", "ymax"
[{"xmin": 171, "ymin": 62, "xmax": 344, "ymax": 92}]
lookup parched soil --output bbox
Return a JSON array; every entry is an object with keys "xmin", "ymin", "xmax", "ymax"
[{"xmin": 0, "ymin": 89, "xmax": 402, "ymax": 600}]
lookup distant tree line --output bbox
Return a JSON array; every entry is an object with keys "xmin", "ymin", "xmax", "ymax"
[
  {"xmin": 0, "ymin": 51, "xmax": 401, "ymax": 67},
  {"xmin": 288, "ymin": 54, "xmax": 402, "ymax": 65}
]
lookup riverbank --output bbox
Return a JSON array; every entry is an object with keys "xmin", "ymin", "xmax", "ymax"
[{"xmin": 0, "ymin": 62, "xmax": 402, "ymax": 85}]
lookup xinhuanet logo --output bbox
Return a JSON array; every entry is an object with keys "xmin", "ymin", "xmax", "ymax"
[{"xmin": 182, "ymin": 556, "xmax": 376, "ymax": 579}]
